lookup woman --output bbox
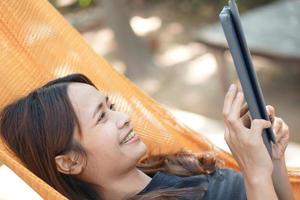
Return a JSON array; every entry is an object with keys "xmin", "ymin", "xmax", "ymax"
[{"xmin": 0, "ymin": 73, "xmax": 293, "ymax": 200}]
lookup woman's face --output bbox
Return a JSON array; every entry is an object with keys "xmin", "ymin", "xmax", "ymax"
[{"xmin": 67, "ymin": 83, "xmax": 147, "ymax": 183}]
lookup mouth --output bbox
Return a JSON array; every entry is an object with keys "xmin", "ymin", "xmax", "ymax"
[{"xmin": 120, "ymin": 129, "xmax": 138, "ymax": 145}]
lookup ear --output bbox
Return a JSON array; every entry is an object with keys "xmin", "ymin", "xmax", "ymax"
[{"xmin": 55, "ymin": 152, "xmax": 85, "ymax": 175}]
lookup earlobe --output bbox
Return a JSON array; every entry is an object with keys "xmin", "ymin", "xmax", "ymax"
[{"xmin": 55, "ymin": 153, "xmax": 84, "ymax": 175}]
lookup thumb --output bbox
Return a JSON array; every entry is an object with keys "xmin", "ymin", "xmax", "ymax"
[{"xmin": 251, "ymin": 119, "xmax": 272, "ymax": 135}]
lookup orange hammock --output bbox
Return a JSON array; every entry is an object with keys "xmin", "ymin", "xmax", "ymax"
[{"xmin": 0, "ymin": 0, "xmax": 299, "ymax": 199}]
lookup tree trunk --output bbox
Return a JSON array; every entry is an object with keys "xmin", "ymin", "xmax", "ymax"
[{"xmin": 100, "ymin": 0, "xmax": 158, "ymax": 79}]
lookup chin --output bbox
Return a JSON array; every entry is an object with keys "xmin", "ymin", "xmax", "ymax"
[
  {"xmin": 132, "ymin": 140, "xmax": 147, "ymax": 158},
  {"xmin": 126, "ymin": 139, "xmax": 148, "ymax": 162},
  {"xmin": 138, "ymin": 141, "xmax": 148, "ymax": 156}
]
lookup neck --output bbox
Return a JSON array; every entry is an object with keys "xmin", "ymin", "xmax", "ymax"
[{"xmin": 95, "ymin": 168, "xmax": 151, "ymax": 200}]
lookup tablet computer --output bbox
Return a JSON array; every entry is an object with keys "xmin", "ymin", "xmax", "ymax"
[{"xmin": 219, "ymin": 0, "xmax": 275, "ymax": 156}]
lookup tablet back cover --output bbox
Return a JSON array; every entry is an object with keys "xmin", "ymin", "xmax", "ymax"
[{"xmin": 219, "ymin": 1, "xmax": 275, "ymax": 156}]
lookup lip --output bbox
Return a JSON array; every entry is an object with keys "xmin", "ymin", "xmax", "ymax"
[
  {"xmin": 125, "ymin": 134, "xmax": 140, "ymax": 144},
  {"xmin": 120, "ymin": 128, "xmax": 134, "ymax": 144}
]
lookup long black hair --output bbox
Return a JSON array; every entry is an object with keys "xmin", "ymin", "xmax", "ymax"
[{"xmin": 0, "ymin": 74, "xmax": 220, "ymax": 199}]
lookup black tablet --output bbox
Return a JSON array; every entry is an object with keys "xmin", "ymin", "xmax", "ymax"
[{"xmin": 219, "ymin": 0, "xmax": 275, "ymax": 156}]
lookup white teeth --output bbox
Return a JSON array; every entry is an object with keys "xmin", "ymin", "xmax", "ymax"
[{"xmin": 121, "ymin": 131, "xmax": 136, "ymax": 144}]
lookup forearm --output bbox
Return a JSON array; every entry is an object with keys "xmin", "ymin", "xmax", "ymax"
[
  {"xmin": 244, "ymin": 173, "xmax": 278, "ymax": 200},
  {"xmin": 272, "ymin": 158, "xmax": 294, "ymax": 200}
]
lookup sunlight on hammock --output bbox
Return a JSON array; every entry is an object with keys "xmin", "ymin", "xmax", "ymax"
[{"xmin": 0, "ymin": 166, "xmax": 42, "ymax": 200}]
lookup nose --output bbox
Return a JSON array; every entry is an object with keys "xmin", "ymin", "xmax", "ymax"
[{"xmin": 116, "ymin": 113, "xmax": 131, "ymax": 129}]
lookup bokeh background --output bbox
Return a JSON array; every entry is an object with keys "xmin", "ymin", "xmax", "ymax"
[
  {"xmin": 45, "ymin": 0, "xmax": 300, "ymax": 160},
  {"xmin": 49, "ymin": 0, "xmax": 300, "ymax": 143}
]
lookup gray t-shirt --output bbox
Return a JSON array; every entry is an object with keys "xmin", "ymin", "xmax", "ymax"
[{"xmin": 138, "ymin": 168, "xmax": 247, "ymax": 200}]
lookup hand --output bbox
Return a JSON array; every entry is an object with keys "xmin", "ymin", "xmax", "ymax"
[
  {"xmin": 239, "ymin": 104, "xmax": 289, "ymax": 161},
  {"xmin": 269, "ymin": 108, "xmax": 289, "ymax": 161},
  {"xmin": 222, "ymin": 84, "xmax": 273, "ymax": 178}
]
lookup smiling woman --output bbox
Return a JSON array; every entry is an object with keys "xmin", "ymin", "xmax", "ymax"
[
  {"xmin": 63, "ymin": 82, "xmax": 151, "ymax": 198},
  {"xmin": 0, "ymin": 73, "xmax": 293, "ymax": 200}
]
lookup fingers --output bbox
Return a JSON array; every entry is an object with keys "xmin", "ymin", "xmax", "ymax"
[
  {"xmin": 231, "ymin": 92, "xmax": 244, "ymax": 119},
  {"xmin": 280, "ymin": 122, "xmax": 289, "ymax": 141},
  {"xmin": 227, "ymin": 92, "xmax": 245, "ymax": 131},
  {"xmin": 251, "ymin": 119, "xmax": 272, "ymax": 135},
  {"xmin": 273, "ymin": 117, "xmax": 283, "ymax": 134},
  {"xmin": 240, "ymin": 103, "xmax": 249, "ymax": 117},
  {"xmin": 266, "ymin": 105, "xmax": 275, "ymax": 123},
  {"xmin": 223, "ymin": 84, "xmax": 245, "ymax": 132},
  {"xmin": 240, "ymin": 112, "xmax": 251, "ymax": 129},
  {"xmin": 239, "ymin": 103, "xmax": 252, "ymax": 128},
  {"xmin": 223, "ymin": 84, "xmax": 237, "ymax": 120},
  {"xmin": 224, "ymin": 126, "xmax": 230, "ymax": 144},
  {"xmin": 273, "ymin": 117, "xmax": 289, "ymax": 143}
]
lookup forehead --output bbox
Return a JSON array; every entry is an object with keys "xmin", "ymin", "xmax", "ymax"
[{"xmin": 67, "ymin": 83, "xmax": 106, "ymax": 116}]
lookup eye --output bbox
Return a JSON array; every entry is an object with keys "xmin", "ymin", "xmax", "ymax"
[
  {"xmin": 97, "ymin": 112, "xmax": 106, "ymax": 123},
  {"xmin": 109, "ymin": 103, "xmax": 115, "ymax": 110},
  {"xmin": 97, "ymin": 103, "xmax": 114, "ymax": 124}
]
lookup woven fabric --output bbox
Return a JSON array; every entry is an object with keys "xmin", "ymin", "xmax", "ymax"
[{"xmin": 0, "ymin": 0, "xmax": 299, "ymax": 199}]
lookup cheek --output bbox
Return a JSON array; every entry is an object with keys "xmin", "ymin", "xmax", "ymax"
[
  {"xmin": 84, "ymin": 124, "xmax": 120, "ymax": 157},
  {"xmin": 81, "ymin": 123, "xmax": 147, "ymax": 173}
]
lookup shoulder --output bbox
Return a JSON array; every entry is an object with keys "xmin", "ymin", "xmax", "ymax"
[
  {"xmin": 203, "ymin": 168, "xmax": 246, "ymax": 200},
  {"xmin": 139, "ymin": 169, "xmax": 246, "ymax": 200},
  {"xmin": 138, "ymin": 171, "xmax": 209, "ymax": 196}
]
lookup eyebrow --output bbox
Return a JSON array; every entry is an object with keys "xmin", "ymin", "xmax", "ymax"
[{"xmin": 92, "ymin": 96, "xmax": 109, "ymax": 119}]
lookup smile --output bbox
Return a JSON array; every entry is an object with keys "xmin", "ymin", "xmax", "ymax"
[{"xmin": 120, "ymin": 129, "xmax": 139, "ymax": 145}]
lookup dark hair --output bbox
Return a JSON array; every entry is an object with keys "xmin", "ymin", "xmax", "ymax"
[{"xmin": 0, "ymin": 74, "xmax": 220, "ymax": 200}]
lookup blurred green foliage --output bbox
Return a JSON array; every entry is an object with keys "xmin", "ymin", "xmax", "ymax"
[
  {"xmin": 49, "ymin": 0, "xmax": 94, "ymax": 13},
  {"xmin": 78, "ymin": 0, "xmax": 92, "ymax": 8}
]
